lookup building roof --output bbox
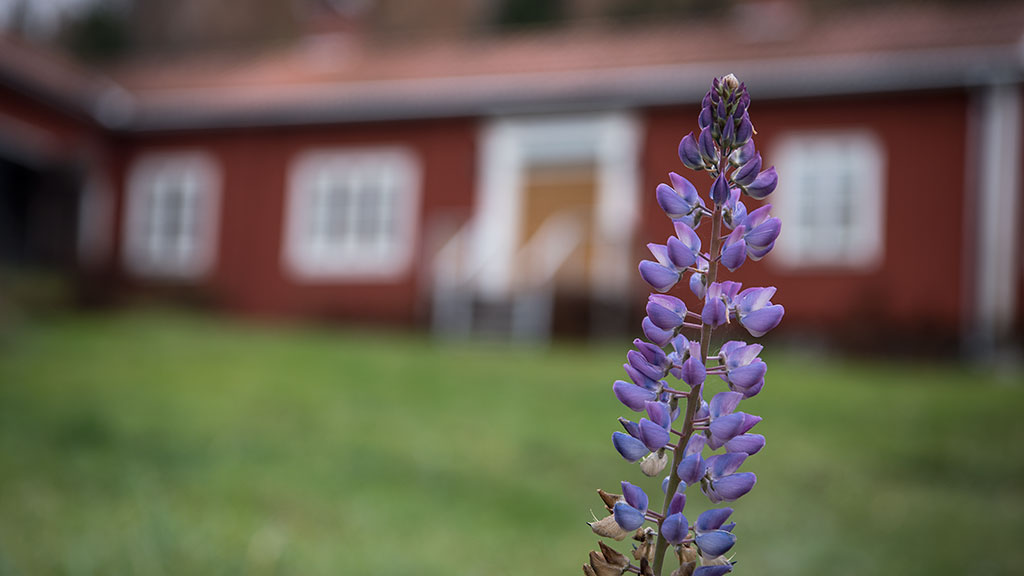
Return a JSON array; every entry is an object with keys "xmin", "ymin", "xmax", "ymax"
[{"xmin": 4, "ymin": 2, "xmax": 1024, "ymax": 132}]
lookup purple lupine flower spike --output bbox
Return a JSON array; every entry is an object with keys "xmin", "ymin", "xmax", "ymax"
[{"xmin": 587, "ymin": 75, "xmax": 782, "ymax": 576}]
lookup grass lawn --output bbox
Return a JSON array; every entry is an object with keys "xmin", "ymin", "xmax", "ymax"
[{"xmin": 0, "ymin": 310, "xmax": 1021, "ymax": 575}]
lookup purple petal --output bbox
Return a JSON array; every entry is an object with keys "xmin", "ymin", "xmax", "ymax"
[
  {"xmin": 735, "ymin": 113, "xmax": 753, "ymax": 145},
  {"xmin": 723, "ymin": 342, "xmax": 762, "ymax": 369},
  {"xmin": 711, "ymin": 174, "xmax": 730, "ymax": 205},
  {"xmin": 612, "ymin": 431, "xmax": 649, "ymax": 462},
  {"xmin": 639, "ymin": 260, "xmax": 680, "ymax": 293},
  {"xmin": 684, "ymin": 433, "xmax": 706, "ymax": 457},
  {"xmin": 668, "ymin": 492, "xmax": 687, "ymax": 516},
  {"xmin": 701, "ymin": 299, "xmax": 727, "ymax": 328},
  {"xmin": 642, "ymin": 317, "xmax": 674, "ymax": 347},
  {"xmin": 743, "ymin": 204, "xmax": 772, "ymax": 229},
  {"xmin": 744, "ymin": 166, "xmax": 778, "ymax": 199},
  {"xmin": 740, "ymin": 305, "xmax": 785, "ymax": 337},
  {"xmin": 745, "ymin": 217, "xmax": 781, "ymax": 249},
  {"xmin": 708, "ymin": 413, "xmax": 745, "ymax": 449},
  {"xmin": 732, "ymin": 152, "xmax": 761, "ymax": 187},
  {"xmin": 661, "ymin": 512, "xmax": 689, "ymax": 545},
  {"xmin": 635, "ymin": 339, "xmax": 668, "ymax": 368},
  {"xmin": 709, "ymin": 452, "xmax": 748, "ymax": 478},
  {"xmin": 676, "ymin": 452, "xmax": 705, "ymax": 486},
  {"xmin": 679, "ymin": 134, "xmax": 705, "ymax": 170},
  {"xmin": 628, "ymin": 350, "xmax": 664, "ymax": 382},
  {"xmin": 618, "ymin": 417, "xmax": 641, "ymax": 438},
  {"xmin": 667, "ymin": 236, "xmax": 697, "ymax": 269},
  {"xmin": 645, "ymin": 401, "xmax": 672, "ymax": 429},
  {"xmin": 696, "ymin": 508, "xmax": 734, "ymax": 533},
  {"xmin": 695, "ymin": 530, "xmax": 737, "ymax": 557},
  {"xmin": 720, "ymin": 236, "xmax": 746, "ymax": 272},
  {"xmin": 621, "ymin": 481, "xmax": 649, "ymax": 513},
  {"xmin": 699, "ymin": 127, "xmax": 718, "ymax": 164},
  {"xmin": 736, "ymin": 287, "xmax": 776, "ymax": 314},
  {"xmin": 712, "ymin": 472, "xmax": 757, "ymax": 501},
  {"xmin": 728, "ymin": 360, "xmax": 766, "ymax": 390},
  {"xmin": 669, "ymin": 172, "xmax": 699, "ymax": 204},
  {"xmin": 648, "ymin": 243, "xmax": 671, "ymax": 267},
  {"xmin": 738, "ymin": 377, "xmax": 764, "ymax": 398},
  {"xmin": 681, "ymin": 355, "xmax": 706, "ymax": 388},
  {"xmin": 657, "ymin": 183, "xmax": 690, "ymax": 219},
  {"xmin": 737, "ymin": 413, "xmax": 762, "ymax": 435},
  {"xmin": 725, "ymin": 433, "xmax": 765, "ymax": 455},
  {"xmin": 613, "ymin": 381, "xmax": 657, "ymax": 411},
  {"xmin": 673, "ymin": 221, "xmax": 702, "ymax": 252},
  {"xmin": 690, "ymin": 272, "xmax": 707, "ymax": 300},
  {"xmin": 709, "ymin": 391, "xmax": 744, "ymax": 419},
  {"xmin": 729, "ymin": 140, "xmax": 755, "ymax": 166},
  {"xmin": 639, "ymin": 418, "xmax": 670, "ymax": 452},
  {"xmin": 613, "ymin": 501, "xmax": 645, "ymax": 531},
  {"xmin": 694, "ymin": 567, "xmax": 733, "ymax": 576},
  {"xmin": 624, "ymin": 363, "xmax": 659, "ymax": 391}
]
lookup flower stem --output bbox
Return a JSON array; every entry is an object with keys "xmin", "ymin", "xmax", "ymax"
[{"xmin": 652, "ymin": 203, "xmax": 724, "ymax": 575}]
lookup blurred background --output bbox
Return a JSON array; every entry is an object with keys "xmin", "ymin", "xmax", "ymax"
[{"xmin": 0, "ymin": 0, "xmax": 1022, "ymax": 574}]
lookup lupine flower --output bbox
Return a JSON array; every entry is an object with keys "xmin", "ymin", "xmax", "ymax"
[
  {"xmin": 689, "ymin": 254, "xmax": 709, "ymax": 300},
  {"xmin": 731, "ymin": 151, "xmax": 761, "ymax": 187},
  {"xmin": 587, "ymin": 74, "xmax": 782, "ymax": 576},
  {"xmin": 717, "ymin": 341, "xmax": 767, "ymax": 398},
  {"xmin": 647, "ymin": 294, "xmax": 688, "ymax": 332},
  {"xmin": 658, "ymin": 173, "xmax": 707, "ymax": 228},
  {"xmin": 678, "ymin": 133, "xmax": 705, "ymax": 171},
  {"xmin": 733, "ymin": 287, "xmax": 785, "ymax": 337},
  {"xmin": 701, "ymin": 281, "xmax": 742, "ymax": 328},
  {"xmin": 702, "ymin": 453, "xmax": 757, "ymax": 503},
  {"xmin": 720, "ymin": 226, "xmax": 747, "ymax": 272},
  {"xmin": 660, "ymin": 492, "xmax": 689, "ymax": 545},
  {"xmin": 721, "ymin": 188, "xmax": 747, "ymax": 230},
  {"xmin": 742, "ymin": 166, "xmax": 778, "ymax": 199},
  {"xmin": 614, "ymin": 482, "xmax": 649, "ymax": 530},
  {"xmin": 740, "ymin": 205, "xmax": 781, "ymax": 260}
]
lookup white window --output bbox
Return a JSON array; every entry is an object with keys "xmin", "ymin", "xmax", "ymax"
[
  {"xmin": 123, "ymin": 152, "xmax": 220, "ymax": 279},
  {"xmin": 772, "ymin": 131, "xmax": 885, "ymax": 269},
  {"xmin": 283, "ymin": 148, "xmax": 420, "ymax": 280}
]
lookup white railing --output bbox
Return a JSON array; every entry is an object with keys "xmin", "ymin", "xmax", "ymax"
[{"xmin": 430, "ymin": 210, "xmax": 585, "ymax": 340}]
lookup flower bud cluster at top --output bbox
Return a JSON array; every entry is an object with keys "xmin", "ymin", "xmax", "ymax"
[{"xmin": 584, "ymin": 75, "xmax": 784, "ymax": 576}]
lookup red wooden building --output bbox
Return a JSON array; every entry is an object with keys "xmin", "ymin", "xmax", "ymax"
[{"xmin": 1, "ymin": 2, "xmax": 1022, "ymax": 352}]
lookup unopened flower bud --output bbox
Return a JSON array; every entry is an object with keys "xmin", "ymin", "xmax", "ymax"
[
  {"xmin": 721, "ymin": 74, "xmax": 740, "ymax": 93},
  {"xmin": 678, "ymin": 133, "xmax": 706, "ymax": 171}
]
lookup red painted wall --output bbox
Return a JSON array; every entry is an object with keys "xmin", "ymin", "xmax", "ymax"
[
  {"xmin": 643, "ymin": 90, "xmax": 970, "ymax": 344},
  {"xmin": 112, "ymin": 118, "xmax": 477, "ymax": 324}
]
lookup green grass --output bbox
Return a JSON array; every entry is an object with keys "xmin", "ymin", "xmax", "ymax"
[{"xmin": 0, "ymin": 310, "xmax": 1021, "ymax": 575}]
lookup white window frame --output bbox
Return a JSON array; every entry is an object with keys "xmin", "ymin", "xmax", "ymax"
[
  {"xmin": 122, "ymin": 151, "xmax": 221, "ymax": 279},
  {"xmin": 283, "ymin": 147, "xmax": 420, "ymax": 281},
  {"xmin": 771, "ymin": 131, "xmax": 886, "ymax": 270}
]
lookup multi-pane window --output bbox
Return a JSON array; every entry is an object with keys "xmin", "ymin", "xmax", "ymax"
[
  {"xmin": 772, "ymin": 132, "xmax": 885, "ymax": 269},
  {"xmin": 284, "ymin": 149, "xmax": 419, "ymax": 280},
  {"xmin": 123, "ymin": 153, "xmax": 220, "ymax": 278}
]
